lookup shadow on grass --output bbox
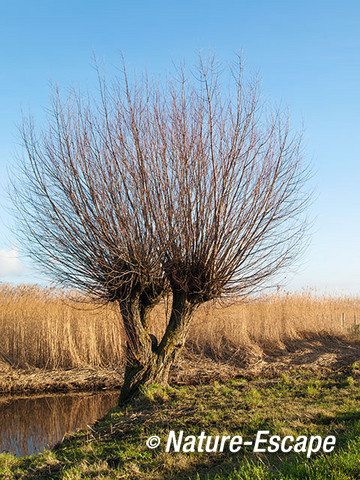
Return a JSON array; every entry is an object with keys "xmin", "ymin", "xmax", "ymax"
[
  {"xmin": 5, "ymin": 334, "xmax": 360, "ymax": 480},
  {"xmin": 17, "ymin": 381, "xmax": 360, "ymax": 480}
]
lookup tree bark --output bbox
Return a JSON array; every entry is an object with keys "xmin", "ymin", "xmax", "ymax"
[{"xmin": 118, "ymin": 290, "xmax": 195, "ymax": 404}]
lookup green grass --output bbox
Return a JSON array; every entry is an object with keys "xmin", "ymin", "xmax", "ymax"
[{"xmin": 1, "ymin": 365, "xmax": 360, "ymax": 479}]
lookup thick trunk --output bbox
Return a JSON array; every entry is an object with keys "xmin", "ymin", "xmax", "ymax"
[
  {"xmin": 119, "ymin": 348, "xmax": 176, "ymax": 403},
  {"xmin": 118, "ymin": 290, "xmax": 194, "ymax": 404}
]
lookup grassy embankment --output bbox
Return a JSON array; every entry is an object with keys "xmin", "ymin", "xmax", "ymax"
[{"xmin": 1, "ymin": 366, "xmax": 360, "ymax": 479}]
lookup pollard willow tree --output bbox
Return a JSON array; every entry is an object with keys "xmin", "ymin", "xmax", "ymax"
[{"xmin": 13, "ymin": 56, "xmax": 309, "ymax": 402}]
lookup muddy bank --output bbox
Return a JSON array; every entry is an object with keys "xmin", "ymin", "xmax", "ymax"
[{"xmin": 0, "ymin": 365, "xmax": 123, "ymax": 395}]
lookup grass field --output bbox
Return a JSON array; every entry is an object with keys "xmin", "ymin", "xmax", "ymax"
[{"xmin": 1, "ymin": 367, "xmax": 360, "ymax": 479}]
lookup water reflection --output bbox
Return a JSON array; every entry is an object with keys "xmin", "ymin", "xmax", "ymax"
[{"xmin": 0, "ymin": 390, "xmax": 118, "ymax": 456}]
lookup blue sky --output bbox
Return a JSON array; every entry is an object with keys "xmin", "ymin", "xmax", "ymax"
[{"xmin": 0, "ymin": 0, "xmax": 359, "ymax": 294}]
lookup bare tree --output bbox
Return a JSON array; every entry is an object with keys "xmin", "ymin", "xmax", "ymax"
[{"xmin": 12, "ymin": 55, "xmax": 309, "ymax": 402}]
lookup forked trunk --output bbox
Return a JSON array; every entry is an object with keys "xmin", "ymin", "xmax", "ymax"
[{"xmin": 118, "ymin": 290, "xmax": 194, "ymax": 404}]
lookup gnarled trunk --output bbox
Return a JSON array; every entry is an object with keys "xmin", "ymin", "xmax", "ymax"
[{"xmin": 118, "ymin": 290, "xmax": 195, "ymax": 404}]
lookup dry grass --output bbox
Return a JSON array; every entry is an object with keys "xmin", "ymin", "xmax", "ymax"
[{"xmin": 0, "ymin": 284, "xmax": 359, "ymax": 372}]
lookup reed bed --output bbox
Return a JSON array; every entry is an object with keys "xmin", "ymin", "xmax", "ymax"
[
  {"xmin": 0, "ymin": 284, "xmax": 359, "ymax": 370},
  {"xmin": 184, "ymin": 289, "xmax": 360, "ymax": 362},
  {"xmin": 0, "ymin": 284, "xmax": 123, "ymax": 369}
]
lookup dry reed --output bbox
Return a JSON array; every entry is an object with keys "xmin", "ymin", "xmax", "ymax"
[
  {"xmin": 0, "ymin": 284, "xmax": 123, "ymax": 369},
  {"xmin": 185, "ymin": 289, "xmax": 360, "ymax": 362},
  {"xmin": 0, "ymin": 284, "xmax": 359, "ymax": 370}
]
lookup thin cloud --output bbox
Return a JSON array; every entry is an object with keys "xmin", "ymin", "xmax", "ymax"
[{"xmin": 0, "ymin": 248, "xmax": 23, "ymax": 277}]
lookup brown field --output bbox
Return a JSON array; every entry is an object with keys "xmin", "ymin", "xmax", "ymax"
[{"xmin": 0, "ymin": 284, "xmax": 359, "ymax": 393}]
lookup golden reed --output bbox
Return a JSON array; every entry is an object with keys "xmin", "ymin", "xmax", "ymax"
[{"xmin": 0, "ymin": 284, "xmax": 359, "ymax": 369}]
